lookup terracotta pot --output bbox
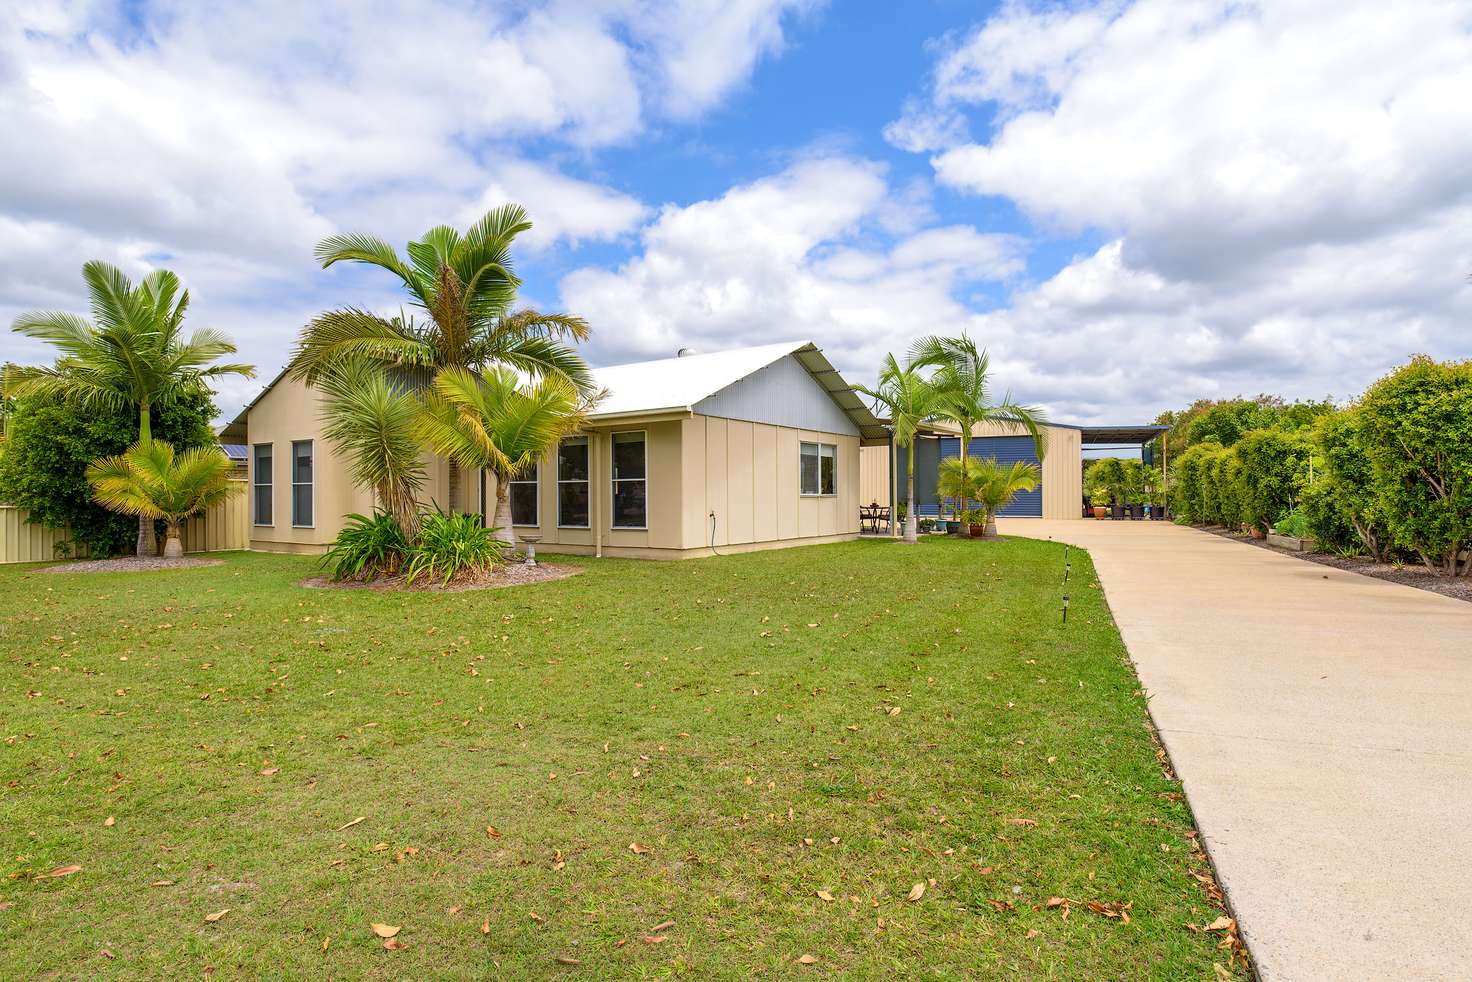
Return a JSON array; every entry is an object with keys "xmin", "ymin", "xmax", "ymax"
[
  {"xmin": 968, "ymin": 523, "xmax": 986, "ymax": 538},
  {"xmin": 1092, "ymin": 506, "xmax": 1108, "ymax": 519}
]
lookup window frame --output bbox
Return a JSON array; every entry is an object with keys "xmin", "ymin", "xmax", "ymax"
[
  {"xmin": 252, "ymin": 443, "xmax": 273, "ymax": 527},
  {"xmin": 799, "ymin": 441, "xmax": 839, "ymax": 498},
  {"xmin": 610, "ymin": 429, "xmax": 648, "ymax": 530},
  {"xmin": 556, "ymin": 435, "xmax": 591, "ymax": 529},
  {"xmin": 290, "ymin": 439, "xmax": 314, "ymax": 528},
  {"xmin": 509, "ymin": 464, "xmax": 540, "ymax": 528}
]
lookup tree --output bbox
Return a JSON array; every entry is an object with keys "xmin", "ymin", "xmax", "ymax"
[
  {"xmin": 414, "ymin": 367, "xmax": 587, "ymax": 550},
  {"xmin": 87, "ymin": 440, "xmax": 242, "ymax": 559},
  {"xmin": 1356, "ymin": 356, "xmax": 1472, "ymax": 576},
  {"xmin": 292, "ymin": 205, "xmax": 594, "ymax": 514},
  {"xmin": 6, "ymin": 262, "xmax": 254, "ymax": 555},
  {"xmin": 911, "ymin": 334, "xmax": 1046, "ymax": 532},
  {"xmin": 1301, "ymin": 409, "xmax": 1387, "ymax": 559},
  {"xmin": 313, "ymin": 358, "xmax": 426, "ymax": 535},
  {"xmin": 854, "ymin": 353, "xmax": 940, "ymax": 544},
  {"xmin": 0, "ymin": 387, "xmax": 217, "ymax": 557},
  {"xmin": 1231, "ymin": 429, "xmax": 1311, "ymax": 533},
  {"xmin": 972, "ymin": 458, "xmax": 1040, "ymax": 531}
]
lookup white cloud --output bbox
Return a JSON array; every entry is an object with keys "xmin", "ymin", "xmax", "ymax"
[
  {"xmin": 465, "ymin": 160, "xmax": 650, "ymax": 251},
  {"xmin": 559, "ymin": 157, "xmax": 1026, "ymax": 378},
  {"xmin": 877, "ymin": 0, "xmax": 1472, "ymax": 421}
]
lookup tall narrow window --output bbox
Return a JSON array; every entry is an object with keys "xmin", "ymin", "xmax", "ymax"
[
  {"xmin": 509, "ymin": 466, "xmax": 539, "ymax": 527},
  {"xmin": 800, "ymin": 442, "xmax": 838, "ymax": 496},
  {"xmin": 557, "ymin": 436, "xmax": 589, "ymax": 527},
  {"xmin": 611, "ymin": 431, "xmax": 647, "ymax": 529},
  {"xmin": 252, "ymin": 443, "xmax": 273, "ymax": 526},
  {"xmin": 291, "ymin": 440, "xmax": 313, "ymax": 527}
]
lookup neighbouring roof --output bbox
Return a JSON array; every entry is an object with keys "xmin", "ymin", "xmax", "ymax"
[
  {"xmin": 219, "ymin": 443, "xmax": 248, "ymax": 461},
  {"xmin": 588, "ymin": 341, "xmax": 887, "ymax": 443}
]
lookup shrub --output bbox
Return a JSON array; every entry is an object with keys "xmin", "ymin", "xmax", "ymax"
[
  {"xmin": 405, "ymin": 510, "xmax": 505, "ymax": 586},
  {"xmin": 1357, "ymin": 356, "xmax": 1472, "ymax": 576},
  {"xmin": 1273, "ymin": 507, "xmax": 1310, "ymax": 538},
  {"xmin": 1301, "ymin": 409, "xmax": 1386, "ymax": 558},
  {"xmin": 0, "ymin": 388, "xmax": 216, "ymax": 556},
  {"xmin": 320, "ymin": 512, "xmax": 409, "ymax": 581},
  {"xmin": 1169, "ymin": 442, "xmax": 1219, "ymax": 523},
  {"xmin": 1232, "ymin": 429, "xmax": 1311, "ymax": 533}
]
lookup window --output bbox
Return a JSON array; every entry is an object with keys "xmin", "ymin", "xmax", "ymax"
[
  {"xmin": 252, "ymin": 443, "xmax": 273, "ymax": 525},
  {"xmin": 611, "ymin": 431, "xmax": 647, "ymax": 528},
  {"xmin": 509, "ymin": 467, "xmax": 539, "ymax": 527},
  {"xmin": 291, "ymin": 440, "xmax": 313, "ymax": 527},
  {"xmin": 800, "ymin": 442, "xmax": 838, "ymax": 496},
  {"xmin": 557, "ymin": 436, "xmax": 589, "ymax": 527}
]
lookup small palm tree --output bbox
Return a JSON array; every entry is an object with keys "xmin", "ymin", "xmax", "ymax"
[
  {"xmin": 313, "ymin": 358, "xmax": 426, "ymax": 535},
  {"xmin": 911, "ymin": 334, "xmax": 1046, "ymax": 524},
  {"xmin": 7, "ymin": 262, "xmax": 255, "ymax": 555},
  {"xmin": 854, "ymin": 353, "xmax": 940, "ymax": 544},
  {"xmin": 292, "ymin": 205, "xmax": 594, "ymax": 514},
  {"xmin": 973, "ymin": 458, "xmax": 1041, "ymax": 532},
  {"xmin": 415, "ymin": 367, "xmax": 588, "ymax": 550},
  {"xmin": 87, "ymin": 440, "xmax": 243, "ymax": 559}
]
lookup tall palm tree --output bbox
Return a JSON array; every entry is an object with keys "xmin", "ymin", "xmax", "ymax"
[
  {"xmin": 291, "ymin": 205, "xmax": 594, "ymax": 514},
  {"xmin": 87, "ymin": 439, "xmax": 243, "ymax": 560},
  {"xmin": 911, "ymin": 334, "xmax": 1047, "ymax": 531},
  {"xmin": 314, "ymin": 357, "xmax": 426, "ymax": 535},
  {"xmin": 6, "ymin": 262, "xmax": 255, "ymax": 555},
  {"xmin": 854, "ymin": 353, "xmax": 940, "ymax": 544},
  {"xmin": 415, "ymin": 366, "xmax": 587, "ymax": 550}
]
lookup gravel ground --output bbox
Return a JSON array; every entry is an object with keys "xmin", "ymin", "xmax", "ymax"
[
  {"xmin": 39, "ymin": 557, "xmax": 225, "ymax": 574},
  {"xmin": 1206, "ymin": 528, "xmax": 1472, "ymax": 603},
  {"xmin": 301, "ymin": 561, "xmax": 582, "ymax": 592}
]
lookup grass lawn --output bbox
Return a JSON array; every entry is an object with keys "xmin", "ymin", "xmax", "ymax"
[{"xmin": 1, "ymin": 536, "xmax": 1243, "ymax": 979}]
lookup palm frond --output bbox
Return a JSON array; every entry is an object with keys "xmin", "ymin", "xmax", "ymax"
[{"xmin": 292, "ymin": 309, "xmax": 432, "ymax": 383}]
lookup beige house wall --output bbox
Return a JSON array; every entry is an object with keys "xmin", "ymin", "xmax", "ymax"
[{"xmin": 860, "ymin": 445, "xmax": 892, "ymax": 507}]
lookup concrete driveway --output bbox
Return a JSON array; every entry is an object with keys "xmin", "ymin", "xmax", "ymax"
[{"xmin": 998, "ymin": 519, "xmax": 1472, "ymax": 982}]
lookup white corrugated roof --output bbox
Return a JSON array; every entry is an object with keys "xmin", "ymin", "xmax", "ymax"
[{"xmin": 588, "ymin": 341, "xmax": 809, "ymax": 417}]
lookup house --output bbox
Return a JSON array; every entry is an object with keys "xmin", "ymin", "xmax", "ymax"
[
  {"xmin": 220, "ymin": 341, "xmax": 889, "ymax": 559},
  {"xmin": 859, "ymin": 421, "xmax": 1167, "ymax": 520}
]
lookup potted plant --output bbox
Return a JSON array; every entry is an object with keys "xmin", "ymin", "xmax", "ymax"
[
  {"xmin": 962, "ymin": 508, "xmax": 987, "ymax": 539},
  {"xmin": 1090, "ymin": 488, "xmax": 1110, "ymax": 519}
]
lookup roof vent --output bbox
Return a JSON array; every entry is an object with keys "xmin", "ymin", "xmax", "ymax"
[{"xmin": 676, "ymin": 347, "xmax": 696, "ymax": 357}]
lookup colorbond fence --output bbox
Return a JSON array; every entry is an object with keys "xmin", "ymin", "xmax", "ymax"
[{"xmin": 0, "ymin": 479, "xmax": 249, "ymax": 564}]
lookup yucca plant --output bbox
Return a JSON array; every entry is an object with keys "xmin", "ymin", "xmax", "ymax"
[
  {"xmin": 314, "ymin": 357, "xmax": 426, "ymax": 535},
  {"xmin": 415, "ymin": 366, "xmax": 588, "ymax": 550},
  {"xmin": 86, "ymin": 439, "xmax": 242, "ymax": 559},
  {"xmin": 319, "ymin": 512, "xmax": 409, "ymax": 581},
  {"xmin": 404, "ymin": 510, "xmax": 504, "ymax": 586}
]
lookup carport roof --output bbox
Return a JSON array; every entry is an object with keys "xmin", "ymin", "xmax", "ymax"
[{"xmin": 1077, "ymin": 424, "xmax": 1169, "ymax": 445}]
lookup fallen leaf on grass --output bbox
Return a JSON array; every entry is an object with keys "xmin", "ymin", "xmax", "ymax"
[
  {"xmin": 529, "ymin": 912, "xmax": 545, "ymax": 924},
  {"xmin": 1005, "ymin": 818, "xmax": 1038, "ymax": 827},
  {"xmin": 816, "ymin": 890, "xmax": 835, "ymax": 902},
  {"xmin": 44, "ymin": 865, "xmax": 83, "ymax": 878},
  {"xmin": 906, "ymin": 882, "xmax": 925, "ymax": 902},
  {"xmin": 335, "ymin": 817, "xmax": 366, "ymax": 832},
  {"xmin": 1025, "ymin": 928, "xmax": 1040, "ymax": 939},
  {"xmin": 1085, "ymin": 900, "xmax": 1132, "ymax": 923},
  {"xmin": 321, "ymin": 937, "xmax": 330, "ymax": 952},
  {"xmin": 640, "ymin": 934, "xmax": 667, "ymax": 944},
  {"xmin": 555, "ymin": 956, "xmax": 581, "ymax": 965},
  {"xmin": 650, "ymin": 919, "xmax": 675, "ymax": 932},
  {"xmin": 260, "ymin": 767, "xmax": 279, "ymax": 776},
  {"xmin": 370, "ymin": 924, "xmax": 400, "ymax": 939},
  {"xmin": 1214, "ymin": 964, "xmax": 1232, "ymax": 981},
  {"xmin": 987, "ymin": 899, "xmax": 1015, "ymax": 913},
  {"xmin": 628, "ymin": 842, "xmax": 651, "ymax": 855},
  {"xmin": 480, "ymin": 920, "xmax": 491, "ymax": 935},
  {"xmin": 383, "ymin": 939, "xmax": 408, "ymax": 950},
  {"xmin": 1205, "ymin": 916, "xmax": 1235, "ymax": 932},
  {"xmin": 204, "ymin": 909, "xmax": 230, "ymax": 923},
  {"xmin": 150, "ymin": 879, "xmax": 174, "ymax": 887},
  {"xmin": 796, "ymin": 954, "xmax": 818, "ymax": 965},
  {"xmin": 486, "ymin": 825, "xmax": 501, "ymax": 839},
  {"xmin": 101, "ymin": 948, "xmax": 115, "ymax": 959},
  {"xmin": 886, "ymin": 707, "xmax": 901, "ymax": 716},
  {"xmin": 103, "ymin": 816, "xmax": 115, "ymax": 827},
  {"xmin": 447, "ymin": 905, "xmax": 463, "ymax": 915}
]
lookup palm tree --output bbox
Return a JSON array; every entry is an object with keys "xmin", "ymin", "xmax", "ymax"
[
  {"xmin": 415, "ymin": 366, "xmax": 587, "ymax": 550},
  {"xmin": 87, "ymin": 440, "xmax": 243, "ymax": 560},
  {"xmin": 313, "ymin": 357, "xmax": 426, "ymax": 535},
  {"xmin": 291, "ymin": 205, "xmax": 594, "ymax": 514},
  {"xmin": 854, "ymin": 353, "xmax": 940, "ymax": 544},
  {"xmin": 6, "ymin": 262, "xmax": 255, "ymax": 555},
  {"xmin": 911, "ymin": 334, "xmax": 1046, "ymax": 531},
  {"xmin": 973, "ymin": 458, "xmax": 1041, "ymax": 533}
]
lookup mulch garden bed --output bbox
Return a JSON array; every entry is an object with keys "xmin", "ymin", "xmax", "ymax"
[
  {"xmin": 1204, "ymin": 527, "xmax": 1472, "ymax": 603},
  {"xmin": 39, "ymin": 557, "xmax": 225, "ymax": 574},
  {"xmin": 301, "ymin": 561, "xmax": 581, "ymax": 593}
]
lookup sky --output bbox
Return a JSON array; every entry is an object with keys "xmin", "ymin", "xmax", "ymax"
[{"xmin": 2, "ymin": 0, "xmax": 1470, "ymax": 426}]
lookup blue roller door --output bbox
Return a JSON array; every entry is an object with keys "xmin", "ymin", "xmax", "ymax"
[{"xmin": 938, "ymin": 436, "xmax": 1043, "ymax": 517}]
